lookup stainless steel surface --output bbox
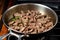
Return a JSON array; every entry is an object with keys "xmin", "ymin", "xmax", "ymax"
[
  {"xmin": 2, "ymin": 3, "xmax": 58, "ymax": 34},
  {"xmin": 0, "ymin": 30, "xmax": 21, "ymax": 40},
  {"xmin": 1, "ymin": 33, "xmax": 10, "ymax": 39},
  {"xmin": 8, "ymin": 35, "xmax": 18, "ymax": 40}
]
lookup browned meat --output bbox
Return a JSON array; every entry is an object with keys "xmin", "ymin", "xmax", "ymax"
[
  {"xmin": 21, "ymin": 10, "xmax": 24, "ymax": 14},
  {"xmin": 13, "ymin": 20, "xmax": 21, "ymax": 26},
  {"xmin": 19, "ymin": 23, "xmax": 23, "ymax": 26},
  {"xmin": 37, "ymin": 19, "xmax": 46, "ymax": 24},
  {"xmin": 8, "ymin": 10, "xmax": 53, "ymax": 34},
  {"xmin": 22, "ymin": 16, "xmax": 28, "ymax": 23},
  {"xmin": 36, "ymin": 22, "xmax": 42, "ymax": 27},
  {"xmin": 13, "ymin": 22, "xmax": 18, "ymax": 26},
  {"xmin": 31, "ymin": 10, "xmax": 36, "ymax": 16},
  {"xmin": 14, "ymin": 13, "xmax": 21, "ymax": 16},
  {"xmin": 25, "ymin": 26, "xmax": 34, "ymax": 33},
  {"xmin": 14, "ymin": 26, "xmax": 20, "ymax": 30},
  {"xmin": 8, "ymin": 21, "xmax": 14, "ymax": 25},
  {"xmin": 45, "ymin": 22, "xmax": 53, "ymax": 28},
  {"xmin": 19, "ymin": 26, "xmax": 27, "ymax": 32},
  {"xmin": 31, "ymin": 28, "xmax": 37, "ymax": 34}
]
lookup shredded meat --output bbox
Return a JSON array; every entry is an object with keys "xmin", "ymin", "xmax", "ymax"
[{"xmin": 8, "ymin": 10, "xmax": 53, "ymax": 34}]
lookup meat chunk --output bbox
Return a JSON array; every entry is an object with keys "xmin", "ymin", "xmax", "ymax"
[
  {"xmin": 37, "ymin": 19, "xmax": 46, "ymax": 24},
  {"xmin": 25, "ymin": 26, "xmax": 34, "ymax": 33},
  {"xmin": 31, "ymin": 28, "xmax": 37, "ymax": 34},
  {"xmin": 31, "ymin": 10, "xmax": 36, "ymax": 16},
  {"xmin": 19, "ymin": 26, "xmax": 27, "ymax": 32},
  {"xmin": 36, "ymin": 22, "xmax": 42, "ymax": 27},
  {"xmin": 28, "ymin": 22, "xmax": 36, "ymax": 27},
  {"xmin": 14, "ymin": 26, "xmax": 20, "ymax": 30},
  {"xmin": 14, "ymin": 13, "xmax": 21, "ymax": 16},
  {"xmin": 36, "ymin": 25, "xmax": 44, "ymax": 33},
  {"xmin": 27, "ymin": 10, "xmax": 31, "ymax": 14},
  {"xmin": 8, "ymin": 21, "xmax": 14, "ymax": 25},
  {"xmin": 21, "ymin": 10, "xmax": 24, "ymax": 14},
  {"xmin": 13, "ymin": 20, "xmax": 21, "ymax": 26},
  {"xmin": 22, "ymin": 16, "xmax": 28, "ymax": 23},
  {"xmin": 45, "ymin": 22, "xmax": 53, "ymax": 27}
]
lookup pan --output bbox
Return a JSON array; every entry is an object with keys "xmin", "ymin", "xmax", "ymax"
[{"xmin": 1, "ymin": 3, "xmax": 58, "ymax": 40}]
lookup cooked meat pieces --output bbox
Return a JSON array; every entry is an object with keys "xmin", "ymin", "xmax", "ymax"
[
  {"xmin": 22, "ymin": 16, "xmax": 28, "ymax": 23},
  {"xmin": 18, "ymin": 23, "xmax": 23, "ymax": 27},
  {"xmin": 36, "ymin": 22, "xmax": 42, "ymax": 27},
  {"xmin": 28, "ymin": 22, "xmax": 36, "ymax": 27},
  {"xmin": 13, "ymin": 20, "xmax": 21, "ymax": 26},
  {"xmin": 37, "ymin": 19, "xmax": 47, "ymax": 24},
  {"xmin": 19, "ymin": 26, "xmax": 27, "ymax": 32},
  {"xmin": 29, "ymin": 18, "xmax": 33, "ymax": 22},
  {"xmin": 14, "ymin": 26, "xmax": 20, "ymax": 30},
  {"xmin": 29, "ymin": 17, "xmax": 36, "ymax": 23},
  {"xmin": 36, "ymin": 25, "xmax": 44, "ymax": 33},
  {"xmin": 21, "ymin": 11, "xmax": 26, "ymax": 17},
  {"xmin": 25, "ymin": 26, "xmax": 34, "ymax": 33},
  {"xmin": 45, "ymin": 22, "xmax": 53, "ymax": 28},
  {"xmin": 27, "ymin": 10, "xmax": 31, "ymax": 15},
  {"xmin": 8, "ymin": 21, "xmax": 14, "ymax": 25},
  {"xmin": 31, "ymin": 28, "xmax": 37, "ymax": 34},
  {"xmin": 14, "ymin": 12, "xmax": 21, "ymax": 17},
  {"xmin": 8, "ymin": 10, "xmax": 53, "ymax": 34},
  {"xmin": 31, "ymin": 10, "xmax": 36, "ymax": 16},
  {"xmin": 24, "ymin": 23, "xmax": 27, "ymax": 26},
  {"xmin": 13, "ymin": 22, "xmax": 18, "ymax": 26}
]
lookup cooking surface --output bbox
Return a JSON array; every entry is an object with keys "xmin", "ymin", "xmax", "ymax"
[{"xmin": 0, "ymin": 0, "xmax": 60, "ymax": 40}]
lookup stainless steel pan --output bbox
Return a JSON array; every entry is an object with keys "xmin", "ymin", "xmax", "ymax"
[{"xmin": 1, "ymin": 3, "xmax": 58, "ymax": 40}]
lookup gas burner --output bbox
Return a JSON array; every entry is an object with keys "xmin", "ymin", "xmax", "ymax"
[
  {"xmin": 8, "ymin": 35, "xmax": 18, "ymax": 40},
  {"xmin": 7, "ymin": 35, "xmax": 46, "ymax": 40}
]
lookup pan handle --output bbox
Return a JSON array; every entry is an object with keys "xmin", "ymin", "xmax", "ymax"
[
  {"xmin": 0, "ymin": 30, "xmax": 29, "ymax": 40},
  {"xmin": 0, "ymin": 33, "xmax": 10, "ymax": 40},
  {"xmin": 18, "ymin": 35, "xmax": 24, "ymax": 40},
  {"xmin": 0, "ymin": 30, "xmax": 19, "ymax": 40},
  {"xmin": 5, "ymin": 30, "xmax": 25, "ymax": 40},
  {"xmin": 18, "ymin": 34, "xmax": 29, "ymax": 40},
  {"xmin": 9, "ymin": 30, "xmax": 20, "ymax": 38},
  {"xmin": 9, "ymin": 30, "xmax": 29, "ymax": 40}
]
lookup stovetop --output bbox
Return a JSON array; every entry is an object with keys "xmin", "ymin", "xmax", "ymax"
[{"xmin": 3, "ymin": 0, "xmax": 60, "ymax": 40}]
